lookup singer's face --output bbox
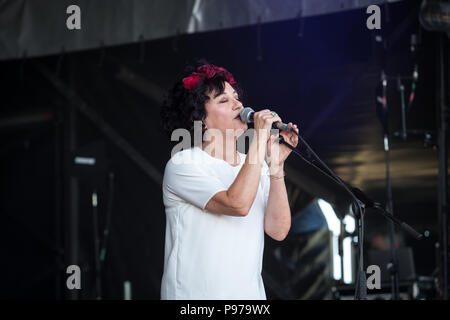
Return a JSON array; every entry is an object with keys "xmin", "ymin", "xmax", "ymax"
[{"xmin": 203, "ymin": 81, "xmax": 247, "ymax": 137}]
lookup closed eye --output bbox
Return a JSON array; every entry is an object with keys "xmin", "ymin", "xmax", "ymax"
[{"xmin": 219, "ymin": 95, "xmax": 240, "ymax": 103}]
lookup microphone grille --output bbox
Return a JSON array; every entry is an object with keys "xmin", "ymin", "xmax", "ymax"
[{"xmin": 240, "ymin": 107, "xmax": 254, "ymax": 123}]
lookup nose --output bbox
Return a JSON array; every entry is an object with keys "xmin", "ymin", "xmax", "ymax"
[{"xmin": 233, "ymin": 98, "xmax": 243, "ymax": 110}]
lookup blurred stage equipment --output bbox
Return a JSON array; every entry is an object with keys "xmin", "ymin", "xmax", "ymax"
[
  {"xmin": 123, "ymin": 281, "xmax": 132, "ymax": 300},
  {"xmin": 72, "ymin": 140, "xmax": 114, "ymax": 300},
  {"xmin": 435, "ymin": 31, "xmax": 449, "ymax": 301},
  {"xmin": 33, "ymin": 62, "xmax": 163, "ymax": 299},
  {"xmin": 420, "ymin": 0, "xmax": 450, "ymax": 34},
  {"xmin": 269, "ymin": 116, "xmax": 423, "ymax": 299},
  {"xmin": 373, "ymin": 6, "xmax": 444, "ymax": 299},
  {"xmin": 374, "ymin": 3, "xmax": 450, "ymax": 298},
  {"xmin": 424, "ymin": 4, "xmax": 450, "ymax": 298},
  {"xmin": 334, "ymin": 247, "xmax": 417, "ymax": 300},
  {"xmin": 335, "ymin": 246, "xmax": 440, "ymax": 300},
  {"xmin": 263, "ymin": 200, "xmax": 333, "ymax": 299},
  {"xmin": 367, "ymin": 247, "xmax": 416, "ymax": 284},
  {"xmin": 376, "ymin": 66, "xmax": 402, "ymax": 299},
  {"xmin": 0, "ymin": 111, "xmax": 54, "ymax": 130}
]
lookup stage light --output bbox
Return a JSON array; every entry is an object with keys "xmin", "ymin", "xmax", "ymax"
[
  {"xmin": 318, "ymin": 199, "xmax": 341, "ymax": 280},
  {"xmin": 343, "ymin": 237, "xmax": 353, "ymax": 284},
  {"xmin": 344, "ymin": 214, "xmax": 356, "ymax": 234},
  {"xmin": 318, "ymin": 199, "xmax": 340, "ymax": 236}
]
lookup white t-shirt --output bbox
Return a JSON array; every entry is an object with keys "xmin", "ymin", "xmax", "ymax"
[{"xmin": 161, "ymin": 145, "xmax": 271, "ymax": 300}]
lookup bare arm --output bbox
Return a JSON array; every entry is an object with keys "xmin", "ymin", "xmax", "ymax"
[
  {"xmin": 205, "ymin": 110, "xmax": 282, "ymax": 216},
  {"xmin": 205, "ymin": 130, "xmax": 267, "ymax": 216},
  {"xmin": 264, "ymin": 164, "xmax": 291, "ymax": 241},
  {"xmin": 263, "ymin": 122, "xmax": 299, "ymax": 240}
]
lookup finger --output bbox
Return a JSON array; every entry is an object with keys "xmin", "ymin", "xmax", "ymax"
[
  {"xmin": 261, "ymin": 113, "xmax": 275, "ymax": 119},
  {"xmin": 271, "ymin": 115, "xmax": 283, "ymax": 123},
  {"xmin": 262, "ymin": 115, "xmax": 282, "ymax": 124},
  {"xmin": 281, "ymin": 131, "xmax": 297, "ymax": 143},
  {"xmin": 254, "ymin": 109, "xmax": 271, "ymax": 118},
  {"xmin": 288, "ymin": 123, "xmax": 295, "ymax": 131},
  {"xmin": 258, "ymin": 112, "xmax": 277, "ymax": 120}
]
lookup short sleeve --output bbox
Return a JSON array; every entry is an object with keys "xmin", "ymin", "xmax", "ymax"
[{"xmin": 163, "ymin": 156, "xmax": 228, "ymax": 210}]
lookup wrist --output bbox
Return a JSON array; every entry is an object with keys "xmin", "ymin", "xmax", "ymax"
[
  {"xmin": 249, "ymin": 134, "xmax": 267, "ymax": 165},
  {"xmin": 269, "ymin": 170, "xmax": 285, "ymax": 180},
  {"xmin": 255, "ymin": 129, "xmax": 270, "ymax": 146},
  {"xmin": 269, "ymin": 163, "xmax": 284, "ymax": 176}
]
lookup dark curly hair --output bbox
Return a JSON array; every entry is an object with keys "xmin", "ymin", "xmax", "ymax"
[{"xmin": 160, "ymin": 60, "xmax": 242, "ymax": 147}]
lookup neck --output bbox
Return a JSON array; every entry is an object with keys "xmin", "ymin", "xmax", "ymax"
[{"xmin": 202, "ymin": 136, "xmax": 239, "ymax": 165}]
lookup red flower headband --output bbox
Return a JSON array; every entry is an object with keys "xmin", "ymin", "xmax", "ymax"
[{"xmin": 182, "ymin": 64, "xmax": 236, "ymax": 90}]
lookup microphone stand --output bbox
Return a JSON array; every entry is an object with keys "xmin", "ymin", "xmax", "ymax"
[
  {"xmin": 379, "ymin": 70, "xmax": 414, "ymax": 300},
  {"xmin": 277, "ymin": 131, "xmax": 423, "ymax": 300},
  {"xmin": 398, "ymin": 76, "xmax": 407, "ymax": 141},
  {"xmin": 278, "ymin": 133, "xmax": 367, "ymax": 299},
  {"xmin": 381, "ymin": 70, "xmax": 401, "ymax": 299}
]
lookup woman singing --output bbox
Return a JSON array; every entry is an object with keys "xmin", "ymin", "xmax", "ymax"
[{"xmin": 159, "ymin": 63, "xmax": 299, "ymax": 299}]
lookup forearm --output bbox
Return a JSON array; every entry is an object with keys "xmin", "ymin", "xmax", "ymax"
[
  {"xmin": 264, "ymin": 165, "xmax": 291, "ymax": 241},
  {"xmin": 227, "ymin": 132, "xmax": 267, "ymax": 213}
]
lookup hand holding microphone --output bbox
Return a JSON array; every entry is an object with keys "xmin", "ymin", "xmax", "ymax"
[
  {"xmin": 240, "ymin": 107, "xmax": 299, "ymax": 165},
  {"xmin": 240, "ymin": 107, "xmax": 296, "ymax": 133},
  {"xmin": 252, "ymin": 109, "xmax": 283, "ymax": 140}
]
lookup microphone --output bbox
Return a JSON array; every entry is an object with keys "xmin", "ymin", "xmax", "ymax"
[{"xmin": 240, "ymin": 107, "xmax": 294, "ymax": 132}]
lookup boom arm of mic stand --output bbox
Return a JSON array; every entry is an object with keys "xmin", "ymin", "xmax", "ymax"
[
  {"xmin": 350, "ymin": 186, "xmax": 423, "ymax": 240},
  {"xmin": 278, "ymin": 133, "xmax": 423, "ymax": 240},
  {"xmin": 374, "ymin": 203, "xmax": 424, "ymax": 240}
]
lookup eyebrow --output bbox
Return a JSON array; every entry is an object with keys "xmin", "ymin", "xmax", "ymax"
[{"xmin": 214, "ymin": 90, "xmax": 237, "ymax": 99}]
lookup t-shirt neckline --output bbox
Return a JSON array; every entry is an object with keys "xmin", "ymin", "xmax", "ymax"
[{"xmin": 193, "ymin": 146, "xmax": 243, "ymax": 168}]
